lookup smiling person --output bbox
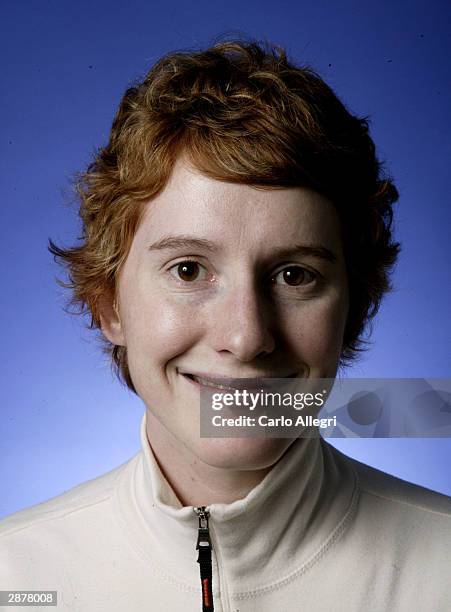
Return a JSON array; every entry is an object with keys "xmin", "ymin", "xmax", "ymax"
[{"xmin": 1, "ymin": 40, "xmax": 450, "ymax": 612}]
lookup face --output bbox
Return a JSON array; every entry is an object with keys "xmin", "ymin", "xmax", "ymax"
[{"xmin": 102, "ymin": 159, "xmax": 349, "ymax": 471}]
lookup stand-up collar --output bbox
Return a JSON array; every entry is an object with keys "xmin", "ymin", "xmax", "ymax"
[{"xmin": 115, "ymin": 411, "xmax": 358, "ymax": 595}]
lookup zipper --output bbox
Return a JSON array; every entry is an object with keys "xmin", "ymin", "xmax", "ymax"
[{"xmin": 194, "ymin": 506, "xmax": 214, "ymax": 611}]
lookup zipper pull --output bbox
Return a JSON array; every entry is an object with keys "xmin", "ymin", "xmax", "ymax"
[{"xmin": 194, "ymin": 506, "xmax": 214, "ymax": 612}]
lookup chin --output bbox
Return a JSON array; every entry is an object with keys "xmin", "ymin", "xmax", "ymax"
[{"xmin": 192, "ymin": 436, "xmax": 294, "ymax": 471}]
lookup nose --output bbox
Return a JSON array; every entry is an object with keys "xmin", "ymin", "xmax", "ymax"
[{"xmin": 209, "ymin": 280, "xmax": 276, "ymax": 362}]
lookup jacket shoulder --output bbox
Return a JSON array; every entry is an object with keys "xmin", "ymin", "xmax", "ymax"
[
  {"xmin": 327, "ymin": 443, "xmax": 451, "ymax": 522},
  {"xmin": 0, "ymin": 453, "xmax": 139, "ymax": 537},
  {"xmin": 351, "ymin": 455, "xmax": 450, "ymax": 515}
]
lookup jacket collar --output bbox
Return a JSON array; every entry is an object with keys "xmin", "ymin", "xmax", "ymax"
[{"xmin": 115, "ymin": 411, "xmax": 358, "ymax": 594}]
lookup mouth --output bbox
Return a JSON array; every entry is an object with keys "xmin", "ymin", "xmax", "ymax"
[{"xmin": 179, "ymin": 370, "xmax": 299, "ymax": 392}]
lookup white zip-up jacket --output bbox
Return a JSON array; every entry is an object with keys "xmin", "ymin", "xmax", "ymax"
[{"xmin": 1, "ymin": 412, "xmax": 450, "ymax": 611}]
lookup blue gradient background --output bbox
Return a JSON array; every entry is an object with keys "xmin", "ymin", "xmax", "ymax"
[{"xmin": 1, "ymin": 0, "xmax": 450, "ymax": 519}]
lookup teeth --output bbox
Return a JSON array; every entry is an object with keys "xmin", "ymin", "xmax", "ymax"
[
  {"xmin": 191, "ymin": 375, "xmax": 238, "ymax": 391},
  {"xmin": 184, "ymin": 373, "xmax": 296, "ymax": 391}
]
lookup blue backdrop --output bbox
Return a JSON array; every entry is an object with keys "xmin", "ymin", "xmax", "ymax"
[{"xmin": 1, "ymin": 0, "xmax": 450, "ymax": 518}]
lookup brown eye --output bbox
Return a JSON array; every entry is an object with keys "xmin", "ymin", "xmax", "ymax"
[
  {"xmin": 176, "ymin": 261, "xmax": 200, "ymax": 282},
  {"xmin": 272, "ymin": 266, "xmax": 315, "ymax": 286}
]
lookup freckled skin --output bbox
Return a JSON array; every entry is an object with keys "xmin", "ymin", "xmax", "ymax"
[{"xmin": 100, "ymin": 159, "xmax": 349, "ymax": 505}]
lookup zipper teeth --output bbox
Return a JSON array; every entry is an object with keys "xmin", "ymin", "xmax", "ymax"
[{"xmin": 195, "ymin": 506, "xmax": 214, "ymax": 611}]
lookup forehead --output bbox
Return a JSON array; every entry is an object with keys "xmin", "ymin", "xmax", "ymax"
[{"xmin": 132, "ymin": 159, "xmax": 343, "ymax": 254}]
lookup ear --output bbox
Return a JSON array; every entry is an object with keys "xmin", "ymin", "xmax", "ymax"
[{"xmin": 98, "ymin": 293, "xmax": 126, "ymax": 347}]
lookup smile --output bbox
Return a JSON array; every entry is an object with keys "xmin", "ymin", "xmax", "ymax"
[{"xmin": 180, "ymin": 371, "xmax": 299, "ymax": 392}]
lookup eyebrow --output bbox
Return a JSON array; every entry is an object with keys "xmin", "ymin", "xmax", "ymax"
[{"xmin": 148, "ymin": 235, "xmax": 337, "ymax": 263}]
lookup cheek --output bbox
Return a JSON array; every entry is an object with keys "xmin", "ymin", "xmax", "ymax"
[
  {"xmin": 122, "ymin": 291, "xmax": 203, "ymax": 370},
  {"xmin": 283, "ymin": 292, "xmax": 348, "ymax": 364}
]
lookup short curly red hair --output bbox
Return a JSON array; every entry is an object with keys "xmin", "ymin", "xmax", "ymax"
[{"xmin": 49, "ymin": 39, "xmax": 400, "ymax": 393}]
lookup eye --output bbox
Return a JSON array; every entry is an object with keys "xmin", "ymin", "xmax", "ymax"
[
  {"xmin": 168, "ymin": 260, "xmax": 208, "ymax": 283},
  {"xmin": 270, "ymin": 265, "xmax": 316, "ymax": 287}
]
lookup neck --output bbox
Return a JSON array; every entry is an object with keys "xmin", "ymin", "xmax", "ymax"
[{"xmin": 145, "ymin": 409, "xmax": 289, "ymax": 506}]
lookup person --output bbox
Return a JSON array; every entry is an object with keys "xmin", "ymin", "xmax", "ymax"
[{"xmin": 0, "ymin": 40, "xmax": 450, "ymax": 612}]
